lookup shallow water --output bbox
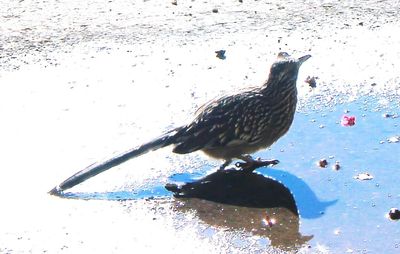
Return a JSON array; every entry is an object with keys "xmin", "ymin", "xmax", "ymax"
[{"xmin": 55, "ymin": 98, "xmax": 400, "ymax": 253}]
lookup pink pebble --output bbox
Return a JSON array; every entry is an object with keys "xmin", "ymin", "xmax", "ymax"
[{"xmin": 341, "ymin": 115, "xmax": 356, "ymax": 127}]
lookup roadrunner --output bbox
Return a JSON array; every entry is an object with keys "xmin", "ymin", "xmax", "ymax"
[{"xmin": 50, "ymin": 52, "xmax": 311, "ymax": 194}]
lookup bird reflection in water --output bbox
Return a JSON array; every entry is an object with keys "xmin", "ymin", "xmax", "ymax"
[{"xmin": 166, "ymin": 168, "xmax": 313, "ymax": 251}]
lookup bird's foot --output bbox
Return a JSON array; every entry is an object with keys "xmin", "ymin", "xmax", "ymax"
[{"xmin": 235, "ymin": 157, "xmax": 279, "ymax": 172}]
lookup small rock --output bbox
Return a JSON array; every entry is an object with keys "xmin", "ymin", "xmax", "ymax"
[
  {"xmin": 171, "ymin": 0, "xmax": 177, "ymax": 5},
  {"xmin": 212, "ymin": 8, "xmax": 219, "ymax": 13},
  {"xmin": 382, "ymin": 113, "xmax": 391, "ymax": 118},
  {"xmin": 387, "ymin": 136, "xmax": 400, "ymax": 143},
  {"xmin": 341, "ymin": 115, "xmax": 356, "ymax": 127},
  {"xmin": 354, "ymin": 172, "xmax": 373, "ymax": 180},
  {"xmin": 332, "ymin": 161, "xmax": 341, "ymax": 171},
  {"xmin": 305, "ymin": 76, "xmax": 318, "ymax": 88},
  {"xmin": 215, "ymin": 50, "xmax": 226, "ymax": 60},
  {"xmin": 387, "ymin": 208, "xmax": 400, "ymax": 220},
  {"xmin": 318, "ymin": 159, "xmax": 328, "ymax": 168},
  {"xmin": 319, "ymin": 124, "xmax": 325, "ymax": 129}
]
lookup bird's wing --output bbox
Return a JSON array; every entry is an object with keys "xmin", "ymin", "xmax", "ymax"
[{"xmin": 172, "ymin": 92, "xmax": 272, "ymax": 154}]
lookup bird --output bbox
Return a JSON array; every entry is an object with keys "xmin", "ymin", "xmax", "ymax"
[{"xmin": 49, "ymin": 52, "xmax": 311, "ymax": 195}]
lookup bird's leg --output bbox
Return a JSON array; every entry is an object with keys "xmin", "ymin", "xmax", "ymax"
[
  {"xmin": 218, "ymin": 159, "xmax": 232, "ymax": 171},
  {"xmin": 235, "ymin": 155, "xmax": 279, "ymax": 172}
]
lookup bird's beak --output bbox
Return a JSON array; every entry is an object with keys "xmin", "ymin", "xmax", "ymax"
[{"xmin": 297, "ymin": 54, "xmax": 311, "ymax": 65}]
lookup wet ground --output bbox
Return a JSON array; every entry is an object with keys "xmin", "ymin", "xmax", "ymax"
[{"xmin": 1, "ymin": 0, "xmax": 400, "ymax": 253}]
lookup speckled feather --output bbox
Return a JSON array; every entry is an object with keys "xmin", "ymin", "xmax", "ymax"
[
  {"xmin": 51, "ymin": 53, "xmax": 310, "ymax": 193},
  {"xmin": 172, "ymin": 55, "xmax": 303, "ymax": 159}
]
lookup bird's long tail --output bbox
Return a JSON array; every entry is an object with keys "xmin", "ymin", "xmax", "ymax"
[{"xmin": 49, "ymin": 130, "xmax": 178, "ymax": 195}]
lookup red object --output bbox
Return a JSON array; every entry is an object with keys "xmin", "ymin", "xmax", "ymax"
[{"xmin": 341, "ymin": 115, "xmax": 356, "ymax": 126}]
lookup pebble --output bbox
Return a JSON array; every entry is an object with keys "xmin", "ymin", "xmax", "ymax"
[
  {"xmin": 332, "ymin": 161, "xmax": 341, "ymax": 171},
  {"xmin": 354, "ymin": 172, "xmax": 373, "ymax": 180},
  {"xmin": 387, "ymin": 136, "xmax": 400, "ymax": 143},
  {"xmin": 215, "ymin": 50, "xmax": 226, "ymax": 59},
  {"xmin": 341, "ymin": 115, "xmax": 356, "ymax": 127},
  {"xmin": 305, "ymin": 76, "xmax": 317, "ymax": 88},
  {"xmin": 318, "ymin": 159, "xmax": 328, "ymax": 168},
  {"xmin": 387, "ymin": 208, "xmax": 400, "ymax": 220}
]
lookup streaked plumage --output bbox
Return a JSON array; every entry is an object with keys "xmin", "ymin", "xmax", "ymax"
[{"xmin": 50, "ymin": 52, "xmax": 311, "ymax": 194}]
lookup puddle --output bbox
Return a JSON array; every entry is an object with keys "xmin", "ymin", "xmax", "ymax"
[{"xmin": 56, "ymin": 96, "xmax": 399, "ymax": 252}]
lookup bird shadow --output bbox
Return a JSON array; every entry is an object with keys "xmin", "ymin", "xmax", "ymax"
[
  {"xmin": 166, "ymin": 168, "xmax": 314, "ymax": 251},
  {"xmin": 168, "ymin": 167, "xmax": 337, "ymax": 219},
  {"xmin": 57, "ymin": 166, "xmax": 336, "ymax": 220},
  {"xmin": 257, "ymin": 168, "xmax": 338, "ymax": 219},
  {"xmin": 56, "ymin": 166, "xmax": 337, "ymax": 251},
  {"xmin": 166, "ymin": 168, "xmax": 299, "ymax": 214}
]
